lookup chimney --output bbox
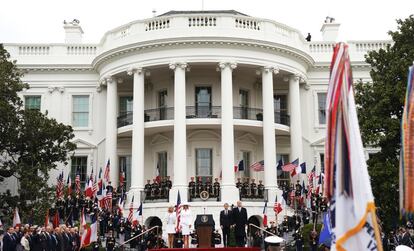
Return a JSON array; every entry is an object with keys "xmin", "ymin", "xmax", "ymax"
[
  {"xmin": 320, "ymin": 16, "xmax": 340, "ymax": 41},
  {"xmin": 63, "ymin": 19, "xmax": 83, "ymax": 43}
]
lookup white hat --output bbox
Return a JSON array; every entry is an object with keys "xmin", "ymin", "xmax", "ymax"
[
  {"xmin": 265, "ymin": 236, "xmax": 284, "ymax": 245},
  {"xmin": 396, "ymin": 245, "xmax": 414, "ymax": 251}
]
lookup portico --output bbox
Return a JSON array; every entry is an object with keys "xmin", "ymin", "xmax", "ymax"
[{"xmin": 102, "ymin": 62, "xmax": 304, "ymax": 204}]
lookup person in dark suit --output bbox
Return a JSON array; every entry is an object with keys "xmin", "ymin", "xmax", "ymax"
[
  {"xmin": 3, "ymin": 227, "xmax": 17, "ymax": 251},
  {"xmin": 232, "ymin": 200, "xmax": 248, "ymax": 247},
  {"xmin": 220, "ymin": 203, "xmax": 233, "ymax": 247}
]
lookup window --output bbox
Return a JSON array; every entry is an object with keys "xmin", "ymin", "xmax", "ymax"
[
  {"xmin": 119, "ymin": 96, "xmax": 133, "ymax": 116},
  {"xmin": 196, "ymin": 148, "xmax": 212, "ymax": 182},
  {"xmin": 239, "ymin": 90, "xmax": 249, "ymax": 119},
  {"xmin": 320, "ymin": 153, "xmax": 325, "ymax": 172},
  {"xmin": 71, "ymin": 156, "xmax": 88, "ymax": 188},
  {"xmin": 241, "ymin": 151, "xmax": 251, "ymax": 178},
  {"xmin": 158, "ymin": 90, "xmax": 167, "ymax": 120},
  {"xmin": 276, "ymin": 154, "xmax": 290, "ymax": 188},
  {"xmin": 25, "ymin": 96, "xmax": 41, "ymax": 111},
  {"xmin": 274, "ymin": 95, "xmax": 288, "ymax": 124},
  {"xmin": 318, "ymin": 93, "xmax": 327, "ymax": 124},
  {"xmin": 72, "ymin": 95, "xmax": 89, "ymax": 127},
  {"xmin": 157, "ymin": 152, "xmax": 168, "ymax": 179},
  {"xmin": 195, "ymin": 87, "xmax": 212, "ymax": 118},
  {"xmin": 119, "ymin": 156, "xmax": 131, "ymax": 190}
]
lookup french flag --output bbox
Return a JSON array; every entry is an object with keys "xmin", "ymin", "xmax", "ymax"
[{"xmin": 291, "ymin": 162, "xmax": 307, "ymax": 177}]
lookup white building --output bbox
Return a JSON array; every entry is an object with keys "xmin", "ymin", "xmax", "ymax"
[{"xmin": 3, "ymin": 10, "xmax": 387, "ymax": 228}]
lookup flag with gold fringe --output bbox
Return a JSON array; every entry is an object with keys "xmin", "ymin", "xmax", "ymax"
[
  {"xmin": 324, "ymin": 42, "xmax": 383, "ymax": 251},
  {"xmin": 400, "ymin": 64, "xmax": 414, "ymax": 212}
]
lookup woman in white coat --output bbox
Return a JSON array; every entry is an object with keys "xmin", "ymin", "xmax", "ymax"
[
  {"xmin": 180, "ymin": 203, "xmax": 193, "ymax": 248},
  {"xmin": 165, "ymin": 206, "xmax": 177, "ymax": 248}
]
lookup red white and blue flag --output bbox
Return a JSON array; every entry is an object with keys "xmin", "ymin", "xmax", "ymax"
[
  {"xmin": 128, "ymin": 196, "xmax": 134, "ymax": 223},
  {"xmin": 56, "ymin": 171, "xmax": 64, "ymax": 199},
  {"xmin": 75, "ymin": 169, "xmax": 81, "ymax": 195},
  {"xmin": 249, "ymin": 160, "xmax": 264, "ymax": 172},
  {"xmin": 282, "ymin": 158, "xmax": 299, "ymax": 172},
  {"xmin": 274, "ymin": 196, "xmax": 283, "ymax": 215},
  {"xmin": 104, "ymin": 159, "xmax": 110, "ymax": 183},
  {"xmin": 324, "ymin": 43, "xmax": 382, "ymax": 250}
]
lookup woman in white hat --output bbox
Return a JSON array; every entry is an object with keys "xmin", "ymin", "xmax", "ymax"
[
  {"xmin": 180, "ymin": 202, "xmax": 193, "ymax": 248},
  {"xmin": 165, "ymin": 206, "xmax": 177, "ymax": 248}
]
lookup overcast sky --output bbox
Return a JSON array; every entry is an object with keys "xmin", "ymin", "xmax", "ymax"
[{"xmin": 0, "ymin": 0, "xmax": 413, "ymax": 43}]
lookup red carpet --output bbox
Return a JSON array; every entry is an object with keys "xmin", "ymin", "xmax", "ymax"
[{"xmin": 151, "ymin": 248, "xmax": 260, "ymax": 251}]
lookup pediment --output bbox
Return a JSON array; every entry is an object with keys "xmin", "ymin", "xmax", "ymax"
[
  {"xmin": 236, "ymin": 133, "xmax": 258, "ymax": 144},
  {"xmin": 72, "ymin": 138, "xmax": 96, "ymax": 149},
  {"xmin": 150, "ymin": 134, "xmax": 170, "ymax": 146},
  {"xmin": 187, "ymin": 130, "xmax": 220, "ymax": 141},
  {"xmin": 310, "ymin": 137, "xmax": 326, "ymax": 146}
]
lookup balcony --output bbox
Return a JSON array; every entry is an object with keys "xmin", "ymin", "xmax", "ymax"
[
  {"xmin": 116, "ymin": 106, "xmax": 290, "ymax": 128},
  {"xmin": 185, "ymin": 106, "xmax": 221, "ymax": 119}
]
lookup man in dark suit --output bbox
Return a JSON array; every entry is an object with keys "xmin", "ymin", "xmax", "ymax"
[
  {"xmin": 3, "ymin": 227, "xmax": 17, "ymax": 251},
  {"xmin": 232, "ymin": 200, "xmax": 248, "ymax": 247},
  {"xmin": 220, "ymin": 203, "xmax": 233, "ymax": 247}
]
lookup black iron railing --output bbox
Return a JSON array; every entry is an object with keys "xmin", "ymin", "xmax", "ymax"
[
  {"xmin": 117, "ymin": 112, "xmax": 133, "ymax": 127},
  {"xmin": 233, "ymin": 107, "xmax": 264, "ymax": 121},
  {"xmin": 186, "ymin": 106, "xmax": 221, "ymax": 118},
  {"xmin": 275, "ymin": 111, "xmax": 290, "ymax": 126},
  {"xmin": 117, "ymin": 107, "xmax": 290, "ymax": 127},
  {"xmin": 145, "ymin": 107, "xmax": 174, "ymax": 122}
]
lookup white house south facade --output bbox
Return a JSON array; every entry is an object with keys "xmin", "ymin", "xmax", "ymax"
[{"xmin": 3, "ymin": 10, "xmax": 388, "ymax": 228}]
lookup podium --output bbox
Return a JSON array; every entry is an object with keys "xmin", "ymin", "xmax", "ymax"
[{"xmin": 194, "ymin": 214, "xmax": 215, "ymax": 248}]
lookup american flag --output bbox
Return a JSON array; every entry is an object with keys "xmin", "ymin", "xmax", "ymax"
[
  {"xmin": 56, "ymin": 171, "xmax": 64, "ymax": 199},
  {"xmin": 274, "ymin": 196, "xmax": 283, "ymax": 214},
  {"xmin": 92, "ymin": 175, "xmax": 98, "ymax": 196},
  {"xmin": 104, "ymin": 159, "xmax": 110, "ymax": 183},
  {"xmin": 105, "ymin": 192, "xmax": 113, "ymax": 209},
  {"xmin": 128, "ymin": 196, "xmax": 134, "ymax": 223},
  {"xmin": 249, "ymin": 160, "xmax": 264, "ymax": 172},
  {"xmin": 175, "ymin": 191, "xmax": 181, "ymax": 232},
  {"xmin": 282, "ymin": 158, "xmax": 299, "ymax": 172},
  {"xmin": 75, "ymin": 169, "xmax": 81, "ymax": 195}
]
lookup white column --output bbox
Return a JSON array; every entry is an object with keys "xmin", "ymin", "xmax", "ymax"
[
  {"xmin": 219, "ymin": 62, "xmax": 239, "ymax": 203},
  {"xmin": 105, "ymin": 77, "xmax": 119, "ymax": 186},
  {"xmin": 289, "ymin": 74, "xmax": 303, "ymax": 163},
  {"xmin": 262, "ymin": 66, "xmax": 280, "ymax": 203},
  {"xmin": 169, "ymin": 62, "xmax": 188, "ymax": 203},
  {"xmin": 128, "ymin": 67, "xmax": 145, "ymax": 203}
]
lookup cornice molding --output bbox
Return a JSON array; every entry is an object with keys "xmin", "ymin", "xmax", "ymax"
[{"xmin": 91, "ymin": 37, "xmax": 315, "ymax": 70}]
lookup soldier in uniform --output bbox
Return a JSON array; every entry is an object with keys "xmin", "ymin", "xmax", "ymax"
[
  {"xmin": 213, "ymin": 178, "xmax": 220, "ymax": 199},
  {"xmin": 257, "ymin": 180, "xmax": 264, "ymax": 198},
  {"xmin": 160, "ymin": 177, "xmax": 167, "ymax": 199},
  {"xmin": 106, "ymin": 230, "xmax": 116, "ymax": 251},
  {"xmin": 250, "ymin": 179, "xmax": 257, "ymax": 198},
  {"xmin": 236, "ymin": 178, "xmax": 242, "ymax": 199},
  {"xmin": 242, "ymin": 178, "xmax": 250, "ymax": 198},
  {"xmin": 130, "ymin": 222, "xmax": 142, "ymax": 250},
  {"xmin": 196, "ymin": 177, "xmax": 203, "ymax": 197},
  {"xmin": 106, "ymin": 181, "xmax": 114, "ymax": 194},
  {"xmin": 166, "ymin": 176, "xmax": 172, "ymax": 198},
  {"xmin": 205, "ymin": 177, "xmax": 213, "ymax": 196},
  {"xmin": 189, "ymin": 177, "xmax": 196, "ymax": 199},
  {"xmin": 145, "ymin": 180, "xmax": 152, "ymax": 200},
  {"xmin": 152, "ymin": 179, "xmax": 160, "ymax": 199}
]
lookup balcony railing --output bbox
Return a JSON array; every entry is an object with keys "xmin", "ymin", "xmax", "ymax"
[
  {"xmin": 234, "ymin": 106, "xmax": 263, "ymax": 120},
  {"xmin": 186, "ymin": 106, "xmax": 221, "ymax": 118},
  {"xmin": 275, "ymin": 111, "xmax": 290, "ymax": 126},
  {"xmin": 117, "ymin": 112, "xmax": 133, "ymax": 127},
  {"xmin": 145, "ymin": 107, "xmax": 174, "ymax": 122},
  {"xmin": 117, "ymin": 107, "xmax": 290, "ymax": 127}
]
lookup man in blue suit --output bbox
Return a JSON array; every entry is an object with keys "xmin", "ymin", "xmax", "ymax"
[
  {"xmin": 232, "ymin": 201, "xmax": 248, "ymax": 247},
  {"xmin": 3, "ymin": 227, "xmax": 17, "ymax": 251}
]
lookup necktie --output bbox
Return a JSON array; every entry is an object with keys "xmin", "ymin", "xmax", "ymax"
[{"xmin": 225, "ymin": 210, "xmax": 227, "ymax": 215}]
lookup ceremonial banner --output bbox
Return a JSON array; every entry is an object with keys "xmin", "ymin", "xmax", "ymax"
[
  {"xmin": 324, "ymin": 43, "xmax": 383, "ymax": 251},
  {"xmin": 400, "ymin": 65, "xmax": 414, "ymax": 212}
]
